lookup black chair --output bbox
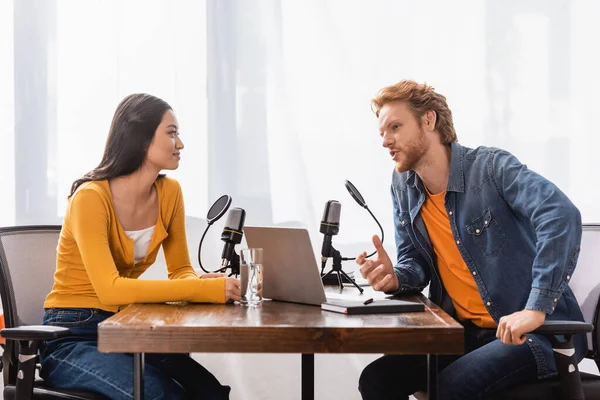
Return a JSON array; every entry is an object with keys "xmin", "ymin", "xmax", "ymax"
[
  {"xmin": 490, "ymin": 224, "xmax": 600, "ymax": 399},
  {"xmin": 416, "ymin": 224, "xmax": 599, "ymax": 400},
  {"xmin": 0, "ymin": 225, "xmax": 109, "ymax": 400}
]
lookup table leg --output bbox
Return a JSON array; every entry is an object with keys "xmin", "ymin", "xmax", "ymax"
[
  {"xmin": 427, "ymin": 354, "xmax": 438, "ymax": 400},
  {"xmin": 302, "ymin": 353, "xmax": 314, "ymax": 400},
  {"xmin": 134, "ymin": 353, "xmax": 145, "ymax": 400}
]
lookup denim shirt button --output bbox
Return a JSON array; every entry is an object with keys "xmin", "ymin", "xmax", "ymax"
[
  {"xmin": 486, "ymin": 301, "xmax": 491, "ymax": 306},
  {"xmin": 484, "ymin": 220, "xmax": 488, "ymax": 225},
  {"xmin": 475, "ymin": 229, "xmax": 481, "ymax": 234},
  {"xmin": 456, "ymin": 240, "xmax": 460, "ymax": 245},
  {"xmin": 566, "ymin": 275, "xmax": 571, "ymax": 280},
  {"xmin": 528, "ymin": 338, "xmax": 533, "ymax": 342},
  {"xmin": 554, "ymin": 298, "xmax": 558, "ymax": 303},
  {"xmin": 472, "ymin": 271, "xmax": 477, "ymax": 276},
  {"xmin": 449, "ymin": 211, "xmax": 453, "ymax": 216},
  {"xmin": 401, "ymin": 220, "xmax": 406, "ymax": 226}
]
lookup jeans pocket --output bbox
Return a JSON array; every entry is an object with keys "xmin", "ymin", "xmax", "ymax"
[
  {"xmin": 465, "ymin": 208, "xmax": 507, "ymax": 257},
  {"xmin": 43, "ymin": 308, "xmax": 96, "ymax": 327}
]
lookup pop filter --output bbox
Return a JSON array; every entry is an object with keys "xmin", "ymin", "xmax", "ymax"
[
  {"xmin": 207, "ymin": 195, "xmax": 232, "ymax": 225},
  {"xmin": 199, "ymin": 194, "xmax": 232, "ymax": 273}
]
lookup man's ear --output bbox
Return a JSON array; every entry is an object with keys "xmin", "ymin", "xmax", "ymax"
[{"xmin": 422, "ymin": 110, "xmax": 437, "ymax": 131}]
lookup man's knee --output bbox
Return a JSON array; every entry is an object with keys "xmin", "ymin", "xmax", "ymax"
[
  {"xmin": 147, "ymin": 378, "xmax": 186, "ymax": 400},
  {"xmin": 358, "ymin": 362, "xmax": 377, "ymax": 396},
  {"xmin": 360, "ymin": 357, "xmax": 404, "ymax": 399},
  {"xmin": 437, "ymin": 382, "xmax": 472, "ymax": 400},
  {"xmin": 358, "ymin": 356, "xmax": 417, "ymax": 399},
  {"xmin": 359, "ymin": 354, "xmax": 430, "ymax": 399}
]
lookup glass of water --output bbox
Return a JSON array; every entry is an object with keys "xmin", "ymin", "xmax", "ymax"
[{"xmin": 240, "ymin": 248, "xmax": 264, "ymax": 306}]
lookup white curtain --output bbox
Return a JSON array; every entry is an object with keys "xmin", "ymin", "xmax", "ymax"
[
  {"xmin": 2, "ymin": 0, "xmax": 600, "ymax": 398},
  {"xmin": 52, "ymin": 0, "xmax": 210, "ymax": 219},
  {"xmin": 0, "ymin": 0, "xmax": 15, "ymax": 227},
  {"xmin": 3, "ymin": 0, "xmax": 600, "ymax": 242}
]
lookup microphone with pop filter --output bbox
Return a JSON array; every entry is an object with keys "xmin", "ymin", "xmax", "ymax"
[
  {"xmin": 198, "ymin": 195, "xmax": 245, "ymax": 276},
  {"xmin": 319, "ymin": 180, "xmax": 385, "ymax": 293}
]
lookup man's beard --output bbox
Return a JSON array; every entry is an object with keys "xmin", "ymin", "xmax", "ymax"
[{"xmin": 395, "ymin": 128, "xmax": 429, "ymax": 173}]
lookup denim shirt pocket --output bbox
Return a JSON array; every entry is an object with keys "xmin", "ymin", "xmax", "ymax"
[
  {"xmin": 44, "ymin": 308, "xmax": 96, "ymax": 327},
  {"xmin": 398, "ymin": 211, "xmax": 410, "ymax": 228},
  {"xmin": 465, "ymin": 208, "xmax": 508, "ymax": 257}
]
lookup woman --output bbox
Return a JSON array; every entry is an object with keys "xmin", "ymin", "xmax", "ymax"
[{"xmin": 41, "ymin": 93, "xmax": 240, "ymax": 399}]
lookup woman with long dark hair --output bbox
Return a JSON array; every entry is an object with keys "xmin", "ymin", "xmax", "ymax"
[{"xmin": 41, "ymin": 93, "xmax": 238, "ymax": 399}]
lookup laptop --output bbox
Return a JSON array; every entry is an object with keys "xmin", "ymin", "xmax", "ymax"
[
  {"xmin": 243, "ymin": 226, "xmax": 333, "ymax": 306},
  {"xmin": 243, "ymin": 226, "xmax": 426, "ymax": 316}
]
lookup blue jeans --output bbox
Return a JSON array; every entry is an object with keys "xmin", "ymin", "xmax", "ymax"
[
  {"xmin": 40, "ymin": 308, "xmax": 231, "ymax": 400},
  {"xmin": 358, "ymin": 321, "xmax": 545, "ymax": 400}
]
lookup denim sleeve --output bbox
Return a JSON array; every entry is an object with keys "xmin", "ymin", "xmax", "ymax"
[
  {"xmin": 490, "ymin": 149, "xmax": 582, "ymax": 315},
  {"xmin": 385, "ymin": 185, "xmax": 431, "ymax": 296}
]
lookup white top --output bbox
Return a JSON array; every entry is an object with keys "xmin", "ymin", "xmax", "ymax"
[{"xmin": 125, "ymin": 225, "xmax": 156, "ymax": 264}]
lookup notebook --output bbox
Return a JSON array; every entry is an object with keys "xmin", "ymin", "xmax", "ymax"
[{"xmin": 321, "ymin": 298, "xmax": 425, "ymax": 315}]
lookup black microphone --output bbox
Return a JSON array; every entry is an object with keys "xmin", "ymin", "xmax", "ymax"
[
  {"xmin": 320, "ymin": 200, "xmax": 341, "ymax": 262},
  {"xmin": 220, "ymin": 207, "xmax": 246, "ymax": 268}
]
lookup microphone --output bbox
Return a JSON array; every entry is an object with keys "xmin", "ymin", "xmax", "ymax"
[
  {"xmin": 320, "ymin": 200, "xmax": 341, "ymax": 262},
  {"xmin": 220, "ymin": 207, "xmax": 246, "ymax": 269},
  {"xmin": 319, "ymin": 199, "xmax": 364, "ymax": 293}
]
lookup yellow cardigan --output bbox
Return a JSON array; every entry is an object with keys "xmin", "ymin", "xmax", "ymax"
[{"xmin": 44, "ymin": 177, "xmax": 226, "ymax": 312}]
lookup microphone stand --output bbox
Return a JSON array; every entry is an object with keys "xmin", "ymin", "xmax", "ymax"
[
  {"xmin": 321, "ymin": 246, "xmax": 364, "ymax": 294},
  {"xmin": 321, "ymin": 179, "xmax": 386, "ymax": 294},
  {"xmin": 219, "ymin": 252, "xmax": 240, "ymax": 277}
]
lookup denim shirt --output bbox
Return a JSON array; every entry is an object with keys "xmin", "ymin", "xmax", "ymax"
[{"xmin": 390, "ymin": 142, "xmax": 586, "ymax": 378}]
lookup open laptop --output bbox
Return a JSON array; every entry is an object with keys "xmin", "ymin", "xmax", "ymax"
[
  {"xmin": 243, "ymin": 226, "xmax": 335, "ymax": 306},
  {"xmin": 244, "ymin": 226, "xmax": 426, "ymax": 315}
]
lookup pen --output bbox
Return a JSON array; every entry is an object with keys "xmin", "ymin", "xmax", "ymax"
[{"xmin": 363, "ymin": 298, "xmax": 374, "ymax": 305}]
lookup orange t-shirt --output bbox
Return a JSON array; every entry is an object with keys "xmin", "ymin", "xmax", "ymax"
[
  {"xmin": 420, "ymin": 188, "xmax": 496, "ymax": 328},
  {"xmin": 0, "ymin": 314, "xmax": 5, "ymax": 344}
]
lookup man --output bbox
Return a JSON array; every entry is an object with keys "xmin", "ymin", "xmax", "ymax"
[{"xmin": 356, "ymin": 80, "xmax": 586, "ymax": 399}]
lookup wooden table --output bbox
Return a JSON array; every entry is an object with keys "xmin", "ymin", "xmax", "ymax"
[{"xmin": 98, "ymin": 290, "xmax": 463, "ymax": 400}]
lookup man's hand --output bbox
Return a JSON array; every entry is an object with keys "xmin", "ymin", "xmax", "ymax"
[
  {"xmin": 225, "ymin": 277, "xmax": 241, "ymax": 303},
  {"xmin": 356, "ymin": 235, "xmax": 399, "ymax": 292},
  {"xmin": 496, "ymin": 309, "xmax": 546, "ymax": 345}
]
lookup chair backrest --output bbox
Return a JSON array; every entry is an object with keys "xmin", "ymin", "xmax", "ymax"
[
  {"xmin": 0, "ymin": 226, "xmax": 61, "ymax": 328},
  {"xmin": 568, "ymin": 224, "xmax": 600, "ymax": 358}
]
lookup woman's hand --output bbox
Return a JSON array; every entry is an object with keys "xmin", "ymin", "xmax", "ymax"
[
  {"xmin": 225, "ymin": 277, "xmax": 241, "ymax": 303},
  {"xmin": 200, "ymin": 273, "xmax": 227, "ymax": 279}
]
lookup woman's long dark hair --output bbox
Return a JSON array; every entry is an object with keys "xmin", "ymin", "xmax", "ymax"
[{"xmin": 69, "ymin": 93, "xmax": 172, "ymax": 197}]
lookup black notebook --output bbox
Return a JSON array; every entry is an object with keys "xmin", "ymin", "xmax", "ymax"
[{"xmin": 321, "ymin": 298, "xmax": 425, "ymax": 315}]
